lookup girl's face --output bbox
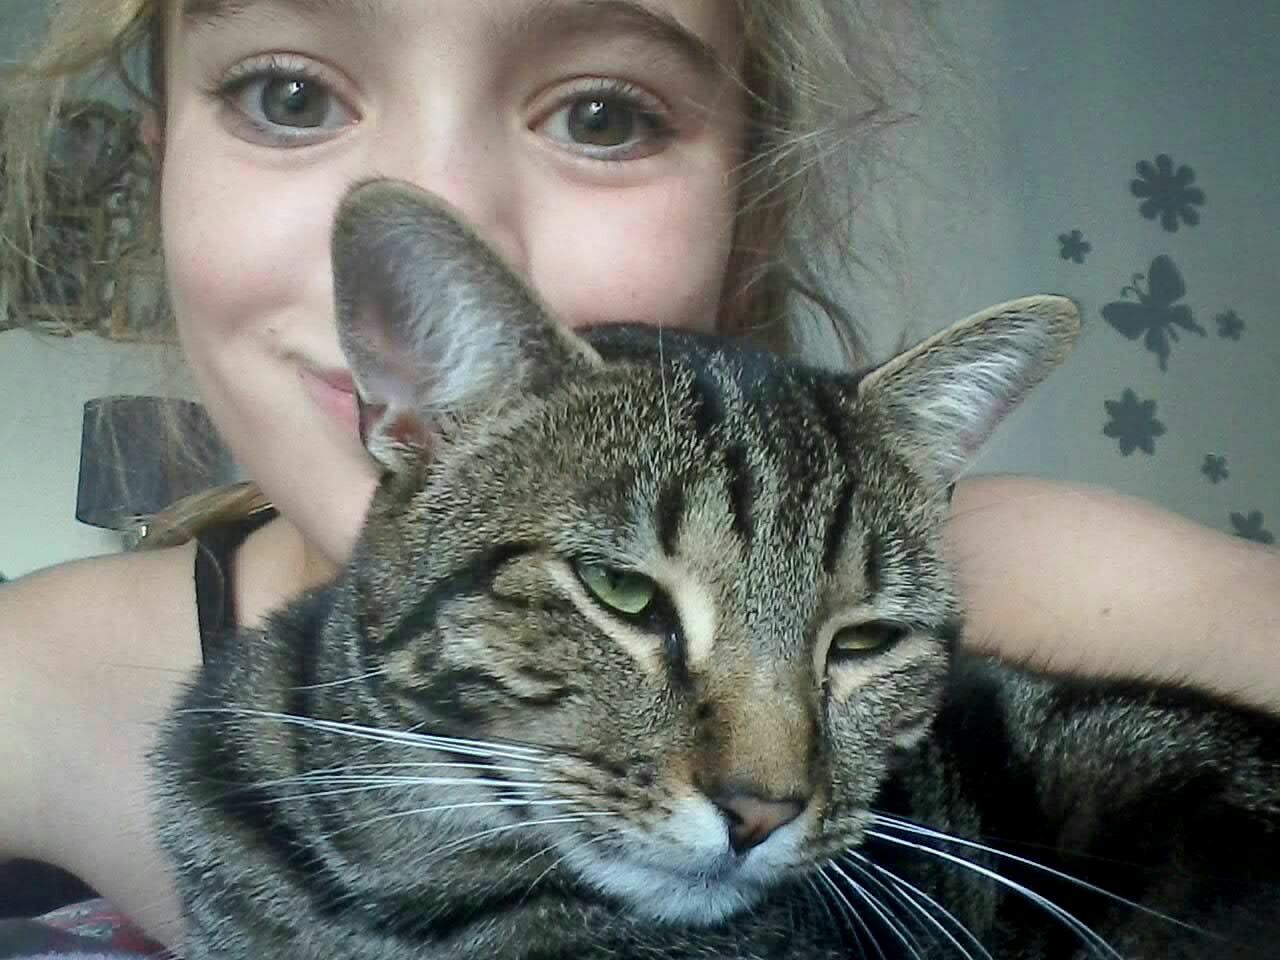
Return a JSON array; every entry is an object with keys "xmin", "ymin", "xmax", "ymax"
[{"xmin": 161, "ymin": 0, "xmax": 745, "ymax": 569}]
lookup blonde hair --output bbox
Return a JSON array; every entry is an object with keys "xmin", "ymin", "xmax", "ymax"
[{"xmin": 1, "ymin": 0, "xmax": 932, "ymax": 546}]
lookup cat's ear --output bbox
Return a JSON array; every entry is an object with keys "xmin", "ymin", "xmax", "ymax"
[
  {"xmin": 854, "ymin": 295, "xmax": 1080, "ymax": 487},
  {"xmin": 331, "ymin": 179, "xmax": 598, "ymax": 472}
]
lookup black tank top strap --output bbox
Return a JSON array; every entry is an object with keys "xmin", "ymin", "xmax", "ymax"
[{"xmin": 194, "ymin": 506, "xmax": 278, "ymax": 663}]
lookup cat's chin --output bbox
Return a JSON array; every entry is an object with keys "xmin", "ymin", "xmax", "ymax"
[
  {"xmin": 570, "ymin": 851, "xmax": 777, "ymax": 925},
  {"xmin": 556, "ymin": 797, "xmax": 803, "ymax": 926}
]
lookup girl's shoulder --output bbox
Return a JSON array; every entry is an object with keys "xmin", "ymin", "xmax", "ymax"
[{"xmin": 1, "ymin": 543, "xmax": 202, "ymax": 667}]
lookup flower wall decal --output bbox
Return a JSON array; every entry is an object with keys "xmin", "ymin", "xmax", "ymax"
[
  {"xmin": 1058, "ymin": 229, "xmax": 1091, "ymax": 263},
  {"xmin": 1201, "ymin": 454, "xmax": 1229, "ymax": 484},
  {"xmin": 1103, "ymin": 389, "xmax": 1166, "ymax": 455},
  {"xmin": 1130, "ymin": 153, "xmax": 1206, "ymax": 232},
  {"xmin": 1215, "ymin": 310, "xmax": 1244, "ymax": 340},
  {"xmin": 1230, "ymin": 511, "xmax": 1275, "ymax": 545}
]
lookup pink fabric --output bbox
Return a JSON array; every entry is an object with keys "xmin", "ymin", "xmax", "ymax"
[
  {"xmin": 39, "ymin": 900, "xmax": 163, "ymax": 953},
  {"xmin": 0, "ymin": 899, "xmax": 169, "ymax": 959}
]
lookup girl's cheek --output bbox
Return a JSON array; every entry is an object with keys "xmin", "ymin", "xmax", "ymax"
[
  {"xmin": 163, "ymin": 162, "xmax": 338, "ymax": 339},
  {"xmin": 530, "ymin": 182, "xmax": 734, "ymax": 333}
]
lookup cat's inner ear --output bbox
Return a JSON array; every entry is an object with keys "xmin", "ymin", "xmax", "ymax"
[
  {"xmin": 854, "ymin": 295, "xmax": 1081, "ymax": 488},
  {"xmin": 331, "ymin": 179, "xmax": 599, "ymax": 472}
]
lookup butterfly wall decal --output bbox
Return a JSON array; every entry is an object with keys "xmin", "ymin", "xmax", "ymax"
[{"xmin": 1101, "ymin": 255, "xmax": 1205, "ymax": 371}]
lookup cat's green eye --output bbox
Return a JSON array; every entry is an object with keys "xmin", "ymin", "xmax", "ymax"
[
  {"xmin": 574, "ymin": 561, "xmax": 658, "ymax": 616},
  {"xmin": 829, "ymin": 620, "xmax": 910, "ymax": 660}
]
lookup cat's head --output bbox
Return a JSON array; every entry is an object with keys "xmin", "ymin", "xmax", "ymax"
[{"xmin": 327, "ymin": 180, "xmax": 1079, "ymax": 924}]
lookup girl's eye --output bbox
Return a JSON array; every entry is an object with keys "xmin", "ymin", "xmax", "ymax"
[
  {"xmin": 574, "ymin": 560, "xmax": 658, "ymax": 616},
  {"xmin": 257, "ymin": 76, "xmax": 333, "ymax": 128},
  {"xmin": 566, "ymin": 98, "xmax": 636, "ymax": 147},
  {"xmin": 215, "ymin": 63, "xmax": 356, "ymax": 144},
  {"xmin": 539, "ymin": 84, "xmax": 673, "ymax": 160}
]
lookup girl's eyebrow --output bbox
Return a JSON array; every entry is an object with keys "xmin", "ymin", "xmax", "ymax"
[
  {"xmin": 181, "ymin": 0, "xmax": 726, "ymax": 81},
  {"xmin": 182, "ymin": 0, "xmax": 384, "ymax": 26},
  {"xmin": 502, "ymin": 0, "xmax": 726, "ymax": 80}
]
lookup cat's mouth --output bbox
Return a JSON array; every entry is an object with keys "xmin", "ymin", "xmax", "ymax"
[
  {"xmin": 557, "ymin": 799, "xmax": 808, "ymax": 925},
  {"xmin": 569, "ymin": 847, "xmax": 783, "ymax": 925}
]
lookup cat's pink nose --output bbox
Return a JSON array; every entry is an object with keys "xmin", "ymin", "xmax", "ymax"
[{"xmin": 713, "ymin": 792, "xmax": 804, "ymax": 854}]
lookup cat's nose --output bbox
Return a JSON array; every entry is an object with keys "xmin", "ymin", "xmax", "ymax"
[{"xmin": 712, "ymin": 792, "xmax": 804, "ymax": 854}]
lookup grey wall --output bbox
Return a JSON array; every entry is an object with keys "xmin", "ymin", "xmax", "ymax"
[
  {"xmin": 3, "ymin": 0, "xmax": 1277, "ymax": 579},
  {"xmin": 0, "ymin": 337, "xmax": 187, "ymax": 576},
  {"xmin": 0, "ymin": 0, "xmax": 47, "ymax": 61},
  {"xmin": 856, "ymin": 0, "xmax": 1279, "ymax": 544},
  {"xmin": 978, "ymin": 0, "xmax": 1280, "ymax": 542}
]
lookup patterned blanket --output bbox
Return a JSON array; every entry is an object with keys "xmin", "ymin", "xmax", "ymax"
[{"xmin": 0, "ymin": 900, "xmax": 165, "ymax": 960}]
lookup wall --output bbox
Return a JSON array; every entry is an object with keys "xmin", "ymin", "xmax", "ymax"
[
  {"xmin": 979, "ymin": 0, "xmax": 1280, "ymax": 542},
  {"xmin": 857, "ymin": 0, "xmax": 1280, "ymax": 544},
  {"xmin": 0, "ymin": 0, "xmax": 45, "ymax": 60},
  {"xmin": 0, "ymin": 335, "xmax": 186, "ymax": 577},
  {"xmin": 3, "ymin": 0, "xmax": 1277, "ymax": 580}
]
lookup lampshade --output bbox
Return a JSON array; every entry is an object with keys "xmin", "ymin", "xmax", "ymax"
[{"xmin": 75, "ymin": 395, "xmax": 238, "ymax": 530}]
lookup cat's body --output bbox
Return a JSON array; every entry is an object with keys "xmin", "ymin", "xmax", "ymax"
[{"xmin": 155, "ymin": 181, "xmax": 1280, "ymax": 960}]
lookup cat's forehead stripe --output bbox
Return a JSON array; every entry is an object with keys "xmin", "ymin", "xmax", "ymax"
[
  {"xmin": 655, "ymin": 476, "xmax": 686, "ymax": 557},
  {"xmin": 721, "ymin": 444, "xmax": 755, "ymax": 546},
  {"xmin": 683, "ymin": 354, "xmax": 728, "ymax": 439},
  {"xmin": 653, "ymin": 560, "xmax": 718, "ymax": 672},
  {"xmin": 821, "ymin": 478, "xmax": 856, "ymax": 573}
]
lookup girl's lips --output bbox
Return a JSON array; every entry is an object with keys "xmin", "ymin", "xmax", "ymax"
[{"xmin": 300, "ymin": 366, "xmax": 359, "ymax": 437}]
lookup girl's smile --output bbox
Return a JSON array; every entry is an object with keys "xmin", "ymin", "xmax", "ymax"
[{"xmin": 298, "ymin": 364, "xmax": 359, "ymax": 436}]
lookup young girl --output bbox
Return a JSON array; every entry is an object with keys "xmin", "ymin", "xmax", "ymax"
[{"xmin": 2, "ymin": 0, "xmax": 1277, "ymax": 950}]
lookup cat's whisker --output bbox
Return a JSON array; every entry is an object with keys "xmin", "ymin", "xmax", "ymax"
[
  {"xmin": 179, "ymin": 707, "xmax": 551, "ymax": 763},
  {"xmin": 511, "ymin": 841, "xmax": 568, "ymax": 899},
  {"xmin": 802, "ymin": 874, "xmax": 845, "ymax": 942},
  {"xmin": 387, "ymin": 732, "xmax": 550, "ymax": 762},
  {"xmin": 826, "ymin": 858, "xmax": 926, "ymax": 960},
  {"xmin": 844, "ymin": 850, "xmax": 992, "ymax": 960},
  {"xmin": 315, "ymin": 814, "xmax": 583, "ymax": 862},
  {"xmin": 248, "ymin": 761, "xmax": 540, "ymax": 791},
  {"xmin": 200, "ymin": 773, "xmax": 555, "ymax": 810},
  {"xmin": 180, "ymin": 706, "xmax": 545, "ymax": 757},
  {"xmin": 295, "ymin": 760, "xmax": 538, "ymax": 775},
  {"xmin": 656, "ymin": 325, "xmax": 672, "ymax": 438},
  {"xmin": 327, "ymin": 799, "xmax": 620, "ymax": 842},
  {"xmin": 265, "ymin": 774, "xmax": 554, "ymax": 791},
  {"xmin": 322, "ymin": 794, "xmax": 592, "ymax": 828},
  {"xmin": 517, "ymin": 829, "xmax": 616, "ymax": 903},
  {"xmin": 816, "ymin": 862, "xmax": 888, "ymax": 960},
  {"xmin": 870, "ymin": 812, "xmax": 1214, "ymax": 938},
  {"xmin": 837, "ymin": 853, "xmax": 958, "ymax": 960},
  {"xmin": 261, "ymin": 788, "xmax": 581, "ymax": 808},
  {"xmin": 781, "ymin": 882, "xmax": 813, "ymax": 943},
  {"xmin": 289, "ymin": 668, "xmax": 389, "ymax": 690},
  {"xmin": 415, "ymin": 814, "xmax": 623, "ymax": 866},
  {"xmin": 866, "ymin": 828, "xmax": 1124, "ymax": 960}
]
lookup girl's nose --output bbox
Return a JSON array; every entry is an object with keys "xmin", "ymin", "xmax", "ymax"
[{"xmin": 367, "ymin": 103, "xmax": 527, "ymax": 274}]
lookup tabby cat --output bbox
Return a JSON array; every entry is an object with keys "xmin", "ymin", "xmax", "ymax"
[{"xmin": 155, "ymin": 180, "xmax": 1280, "ymax": 960}]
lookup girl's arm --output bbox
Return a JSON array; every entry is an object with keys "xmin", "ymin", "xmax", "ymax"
[
  {"xmin": 949, "ymin": 475, "xmax": 1280, "ymax": 711},
  {"xmin": 0, "ymin": 547, "xmax": 193, "ymax": 944}
]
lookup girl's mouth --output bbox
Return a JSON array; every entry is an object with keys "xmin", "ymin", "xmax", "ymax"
[{"xmin": 300, "ymin": 365, "xmax": 359, "ymax": 437}]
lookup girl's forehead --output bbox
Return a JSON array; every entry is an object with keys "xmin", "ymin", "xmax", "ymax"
[{"xmin": 173, "ymin": 0, "xmax": 741, "ymax": 55}]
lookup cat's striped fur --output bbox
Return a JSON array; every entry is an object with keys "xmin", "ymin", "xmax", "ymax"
[{"xmin": 154, "ymin": 180, "xmax": 1280, "ymax": 959}]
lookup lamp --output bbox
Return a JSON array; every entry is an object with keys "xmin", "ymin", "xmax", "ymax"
[{"xmin": 75, "ymin": 396, "xmax": 237, "ymax": 539}]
